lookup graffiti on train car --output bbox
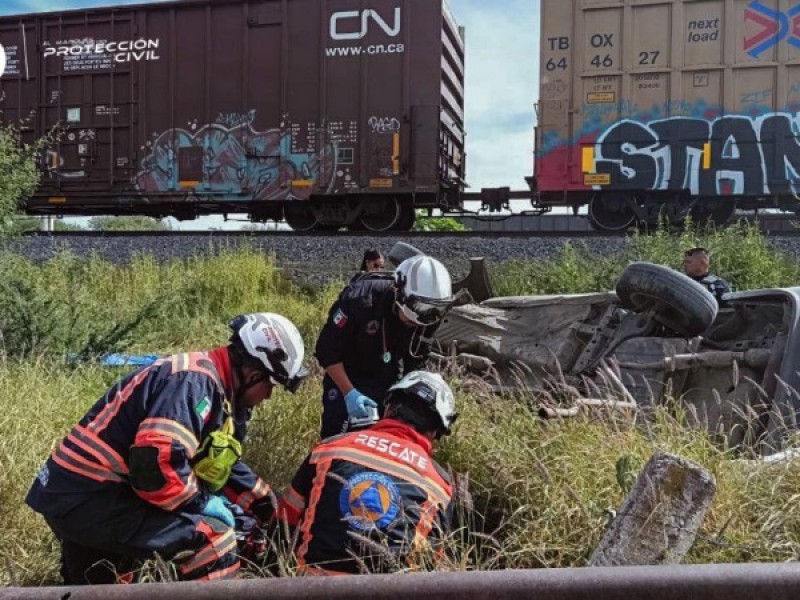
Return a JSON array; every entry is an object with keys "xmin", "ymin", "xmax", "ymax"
[
  {"xmin": 135, "ymin": 113, "xmax": 338, "ymax": 201},
  {"xmin": 592, "ymin": 112, "xmax": 800, "ymax": 195},
  {"xmin": 744, "ymin": 1, "xmax": 800, "ymax": 59}
]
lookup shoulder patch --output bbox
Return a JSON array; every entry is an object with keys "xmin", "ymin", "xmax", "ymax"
[
  {"xmin": 339, "ymin": 471, "xmax": 401, "ymax": 532},
  {"xmin": 333, "ymin": 308, "xmax": 349, "ymax": 328},
  {"xmin": 195, "ymin": 396, "xmax": 212, "ymax": 422}
]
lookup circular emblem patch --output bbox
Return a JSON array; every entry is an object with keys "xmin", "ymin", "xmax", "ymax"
[
  {"xmin": 365, "ymin": 320, "xmax": 381, "ymax": 335},
  {"xmin": 339, "ymin": 472, "xmax": 400, "ymax": 531}
]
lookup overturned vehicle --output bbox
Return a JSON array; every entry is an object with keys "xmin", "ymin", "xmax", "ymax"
[{"xmin": 434, "ymin": 261, "xmax": 800, "ymax": 454}]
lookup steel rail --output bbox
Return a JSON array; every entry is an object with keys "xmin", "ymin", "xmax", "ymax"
[
  {"xmin": 19, "ymin": 229, "xmax": 625, "ymax": 238},
  {"xmin": 4, "ymin": 563, "xmax": 800, "ymax": 600},
  {"xmin": 17, "ymin": 228, "xmax": 800, "ymax": 239}
]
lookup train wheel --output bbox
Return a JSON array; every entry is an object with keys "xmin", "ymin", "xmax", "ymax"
[
  {"xmin": 284, "ymin": 203, "xmax": 318, "ymax": 232},
  {"xmin": 392, "ymin": 201, "xmax": 416, "ymax": 231},
  {"xmin": 690, "ymin": 197, "xmax": 736, "ymax": 227},
  {"xmin": 588, "ymin": 193, "xmax": 636, "ymax": 232},
  {"xmin": 359, "ymin": 197, "xmax": 401, "ymax": 232}
]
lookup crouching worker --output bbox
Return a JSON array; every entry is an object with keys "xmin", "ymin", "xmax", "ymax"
[
  {"xmin": 277, "ymin": 371, "xmax": 458, "ymax": 575},
  {"xmin": 26, "ymin": 313, "xmax": 308, "ymax": 584}
]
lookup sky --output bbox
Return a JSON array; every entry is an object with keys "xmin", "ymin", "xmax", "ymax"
[{"xmin": 1, "ymin": 0, "xmax": 540, "ymax": 227}]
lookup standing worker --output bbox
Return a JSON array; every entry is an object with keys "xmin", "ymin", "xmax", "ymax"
[
  {"xmin": 315, "ymin": 255, "xmax": 456, "ymax": 438},
  {"xmin": 26, "ymin": 313, "xmax": 308, "ymax": 584},
  {"xmin": 277, "ymin": 370, "xmax": 459, "ymax": 575},
  {"xmin": 682, "ymin": 247, "xmax": 731, "ymax": 302},
  {"xmin": 359, "ymin": 248, "xmax": 386, "ymax": 273},
  {"xmin": 350, "ymin": 248, "xmax": 387, "ymax": 283}
]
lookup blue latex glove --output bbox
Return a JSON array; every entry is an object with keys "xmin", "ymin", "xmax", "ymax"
[
  {"xmin": 344, "ymin": 388, "xmax": 378, "ymax": 420},
  {"xmin": 201, "ymin": 495, "xmax": 235, "ymax": 528},
  {"xmin": 222, "ymin": 496, "xmax": 245, "ymax": 518}
]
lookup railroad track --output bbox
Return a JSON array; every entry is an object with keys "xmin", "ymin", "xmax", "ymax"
[{"xmin": 21, "ymin": 212, "xmax": 800, "ymax": 238}]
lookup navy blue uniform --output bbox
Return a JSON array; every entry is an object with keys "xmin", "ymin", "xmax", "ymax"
[
  {"xmin": 26, "ymin": 348, "xmax": 272, "ymax": 583},
  {"xmin": 278, "ymin": 419, "xmax": 453, "ymax": 574},
  {"xmin": 691, "ymin": 273, "xmax": 731, "ymax": 302},
  {"xmin": 315, "ymin": 275, "xmax": 438, "ymax": 438}
]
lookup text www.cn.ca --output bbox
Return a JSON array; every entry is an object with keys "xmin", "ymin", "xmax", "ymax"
[{"xmin": 326, "ymin": 43, "xmax": 405, "ymax": 57}]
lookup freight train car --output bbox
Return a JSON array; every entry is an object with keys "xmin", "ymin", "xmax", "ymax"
[
  {"xmin": 535, "ymin": 0, "xmax": 800, "ymax": 231},
  {"xmin": 0, "ymin": 0, "xmax": 465, "ymax": 231}
]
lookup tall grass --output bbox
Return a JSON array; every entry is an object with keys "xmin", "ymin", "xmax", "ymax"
[
  {"xmin": 3, "ymin": 223, "xmax": 800, "ymax": 586},
  {"xmin": 494, "ymin": 221, "xmax": 800, "ymax": 296}
]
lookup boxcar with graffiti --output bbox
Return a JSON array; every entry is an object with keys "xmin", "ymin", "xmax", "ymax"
[
  {"xmin": 536, "ymin": 0, "xmax": 800, "ymax": 230},
  {"xmin": 0, "ymin": 0, "xmax": 464, "ymax": 231}
]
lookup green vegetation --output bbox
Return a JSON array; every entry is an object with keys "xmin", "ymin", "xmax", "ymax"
[
  {"xmin": 88, "ymin": 216, "xmax": 172, "ymax": 231},
  {"xmin": 3, "ymin": 221, "xmax": 800, "ymax": 586},
  {"xmin": 0, "ymin": 123, "xmax": 56, "ymax": 238},
  {"xmin": 412, "ymin": 211, "xmax": 467, "ymax": 232},
  {"xmin": 493, "ymin": 220, "xmax": 800, "ymax": 296}
]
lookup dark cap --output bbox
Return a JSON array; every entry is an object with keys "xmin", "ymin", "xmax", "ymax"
[{"xmin": 684, "ymin": 247, "xmax": 710, "ymax": 257}]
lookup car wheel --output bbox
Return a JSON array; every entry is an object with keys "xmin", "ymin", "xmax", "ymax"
[{"xmin": 616, "ymin": 262, "xmax": 718, "ymax": 337}]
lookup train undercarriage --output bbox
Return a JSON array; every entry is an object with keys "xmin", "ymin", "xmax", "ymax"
[{"xmin": 532, "ymin": 189, "xmax": 800, "ymax": 232}]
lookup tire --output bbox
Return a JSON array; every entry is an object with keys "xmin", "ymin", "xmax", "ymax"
[
  {"xmin": 616, "ymin": 262, "xmax": 718, "ymax": 337},
  {"xmin": 388, "ymin": 241, "xmax": 423, "ymax": 267}
]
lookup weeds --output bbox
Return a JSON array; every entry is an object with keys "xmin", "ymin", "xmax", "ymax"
[
  {"xmin": 3, "ymin": 224, "xmax": 800, "ymax": 585},
  {"xmin": 494, "ymin": 220, "xmax": 800, "ymax": 297}
]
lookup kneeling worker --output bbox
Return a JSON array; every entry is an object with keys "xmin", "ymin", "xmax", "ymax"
[
  {"xmin": 277, "ymin": 370, "xmax": 458, "ymax": 575},
  {"xmin": 26, "ymin": 313, "xmax": 308, "ymax": 584}
]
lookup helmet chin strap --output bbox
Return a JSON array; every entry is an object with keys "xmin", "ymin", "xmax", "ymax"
[{"xmin": 408, "ymin": 323, "xmax": 434, "ymax": 359}]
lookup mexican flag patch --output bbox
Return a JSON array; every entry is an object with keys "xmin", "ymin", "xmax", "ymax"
[
  {"xmin": 196, "ymin": 396, "xmax": 212, "ymax": 422},
  {"xmin": 333, "ymin": 308, "xmax": 348, "ymax": 328}
]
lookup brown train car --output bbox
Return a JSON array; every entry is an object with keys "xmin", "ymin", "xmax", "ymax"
[
  {"xmin": 0, "ymin": 0, "xmax": 465, "ymax": 231},
  {"xmin": 535, "ymin": 0, "xmax": 800, "ymax": 231}
]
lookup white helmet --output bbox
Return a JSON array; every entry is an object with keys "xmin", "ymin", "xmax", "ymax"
[
  {"xmin": 395, "ymin": 256, "xmax": 454, "ymax": 326},
  {"xmin": 229, "ymin": 313, "xmax": 308, "ymax": 393},
  {"xmin": 386, "ymin": 371, "xmax": 458, "ymax": 437}
]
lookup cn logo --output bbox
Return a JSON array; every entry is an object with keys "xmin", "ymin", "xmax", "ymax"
[
  {"xmin": 330, "ymin": 8, "xmax": 401, "ymax": 41},
  {"xmin": 744, "ymin": 1, "xmax": 800, "ymax": 58},
  {"xmin": 0, "ymin": 44, "xmax": 6, "ymax": 78}
]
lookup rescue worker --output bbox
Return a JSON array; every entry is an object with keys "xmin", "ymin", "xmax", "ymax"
[
  {"xmin": 277, "ymin": 370, "xmax": 458, "ymax": 575},
  {"xmin": 25, "ymin": 313, "xmax": 308, "ymax": 584},
  {"xmin": 359, "ymin": 248, "xmax": 385, "ymax": 273},
  {"xmin": 315, "ymin": 255, "xmax": 456, "ymax": 438},
  {"xmin": 682, "ymin": 246, "xmax": 731, "ymax": 302},
  {"xmin": 350, "ymin": 248, "xmax": 386, "ymax": 284}
]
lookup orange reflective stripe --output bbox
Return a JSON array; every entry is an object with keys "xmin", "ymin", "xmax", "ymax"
[
  {"xmin": 233, "ymin": 478, "xmax": 271, "ymax": 510},
  {"xmin": 282, "ymin": 486, "xmax": 306, "ymax": 513},
  {"xmin": 311, "ymin": 448, "xmax": 450, "ymax": 508},
  {"xmin": 199, "ymin": 562, "xmax": 240, "ymax": 581},
  {"xmin": 296, "ymin": 458, "xmax": 332, "ymax": 566},
  {"xmin": 172, "ymin": 353, "xmax": 189, "ymax": 373},
  {"xmin": 68, "ymin": 426, "xmax": 129, "ymax": 475},
  {"xmin": 90, "ymin": 366, "xmax": 156, "ymax": 433},
  {"xmin": 298, "ymin": 565, "xmax": 350, "ymax": 577},
  {"xmin": 186, "ymin": 353, "xmax": 222, "ymax": 386},
  {"xmin": 414, "ymin": 499, "xmax": 436, "ymax": 541},
  {"xmin": 131, "ymin": 434, "xmax": 201, "ymax": 511},
  {"xmin": 180, "ymin": 525, "xmax": 237, "ymax": 575},
  {"xmin": 253, "ymin": 478, "xmax": 271, "ymax": 498},
  {"xmin": 320, "ymin": 433, "xmax": 449, "ymax": 490},
  {"xmin": 140, "ymin": 471, "xmax": 200, "ymax": 511},
  {"xmin": 52, "ymin": 444, "xmax": 125, "ymax": 483},
  {"xmin": 138, "ymin": 418, "xmax": 199, "ymax": 457}
]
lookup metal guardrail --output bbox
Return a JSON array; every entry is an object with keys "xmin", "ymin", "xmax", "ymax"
[{"xmin": 4, "ymin": 563, "xmax": 800, "ymax": 600}]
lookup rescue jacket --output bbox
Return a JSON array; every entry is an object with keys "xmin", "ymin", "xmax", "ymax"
[
  {"xmin": 26, "ymin": 347, "xmax": 272, "ymax": 522},
  {"xmin": 278, "ymin": 419, "xmax": 454, "ymax": 574},
  {"xmin": 315, "ymin": 274, "xmax": 438, "ymax": 394}
]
